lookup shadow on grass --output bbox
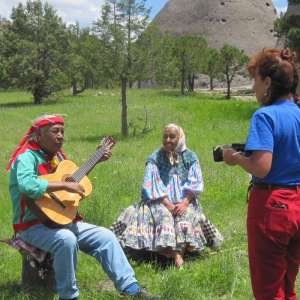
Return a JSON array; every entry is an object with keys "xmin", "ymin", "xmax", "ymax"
[
  {"xmin": 0, "ymin": 101, "xmax": 36, "ymax": 109},
  {"xmin": 71, "ymin": 134, "xmax": 123, "ymax": 144},
  {"xmin": 60, "ymin": 94, "xmax": 90, "ymax": 102},
  {"xmin": 155, "ymin": 88, "xmax": 224, "ymax": 99},
  {"xmin": 0, "ymin": 100, "xmax": 60, "ymax": 109},
  {"xmin": 0, "ymin": 91, "xmax": 88, "ymax": 108},
  {"xmin": 155, "ymin": 89, "xmax": 192, "ymax": 99},
  {"xmin": 0, "ymin": 281, "xmax": 22, "ymax": 296},
  {"xmin": 124, "ymin": 248, "xmax": 212, "ymax": 271},
  {"xmin": 155, "ymin": 89, "xmax": 248, "ymax": 102},
  {"xmin": 0, "ymin": 281, "xmax": 55, "ymax": 299},
  {"xmin": 71, "ymin": 130, "xmax": 153, "ymax": 144}
]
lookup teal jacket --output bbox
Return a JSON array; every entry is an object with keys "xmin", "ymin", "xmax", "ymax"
[{"xmin": 9, "ymin": 149, "xmax": 49, "ymax": 231}]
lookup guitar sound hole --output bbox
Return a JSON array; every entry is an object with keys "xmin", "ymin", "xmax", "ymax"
[{"xmin": 63, "ymin": 175, "xmax": 74, "ymax": 182}]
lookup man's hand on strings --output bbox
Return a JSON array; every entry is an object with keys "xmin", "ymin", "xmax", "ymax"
[{"xmin": 98, "ymin": 149, "xmax": 112, "ymax": 163}]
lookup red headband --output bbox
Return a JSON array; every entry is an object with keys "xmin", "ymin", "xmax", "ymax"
[{"xmin": 6, "ymin": 116, "xmax": 64, "ymax": 171}]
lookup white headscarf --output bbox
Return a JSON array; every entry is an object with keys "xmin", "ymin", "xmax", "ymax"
[{"xmin": 162, "ymin": 123, "xmax": 187, "ymax": 165}]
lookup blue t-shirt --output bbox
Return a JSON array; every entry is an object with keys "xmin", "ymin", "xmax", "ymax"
[{"xmin": 245, "ymin": 99, "xmax": 300, "ymax": 185}]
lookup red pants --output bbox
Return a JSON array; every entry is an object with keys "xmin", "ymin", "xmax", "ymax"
[{"xmin": 247, "ymin": 187, "xmax": 300, "ymax": 300}]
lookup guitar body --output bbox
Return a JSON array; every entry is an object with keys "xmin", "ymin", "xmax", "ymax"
[
  {"xmin": 25, "ymin": 136, "xmax": 115, "ymax": 228},
  {"xmin": 27, "ymin": 160, "xmax": 93, "ymax": 227}
]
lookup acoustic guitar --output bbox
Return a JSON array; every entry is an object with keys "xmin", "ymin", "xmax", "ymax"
[{"xmin": 25, "ymin": 137, "xmax": 116, "ymax": 228}]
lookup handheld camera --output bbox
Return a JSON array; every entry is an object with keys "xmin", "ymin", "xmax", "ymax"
[{"xmin": 213, "ymin": 143, "xmax": 249, "ymax": 162}]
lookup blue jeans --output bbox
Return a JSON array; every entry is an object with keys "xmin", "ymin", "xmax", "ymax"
[{"xmin": 19, "ymin": 221, "xmax": 138, "ymax": 299}]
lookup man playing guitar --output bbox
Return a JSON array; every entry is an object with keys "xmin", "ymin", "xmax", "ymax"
[{"xmin": 6, "ymin": 114, "xmax": 155, "ymax": 300}]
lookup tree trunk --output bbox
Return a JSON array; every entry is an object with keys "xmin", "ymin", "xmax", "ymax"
[
  {"xmin": 33, "ymin": 87, "xmax": 43, "ymax": 104},
  {"xmin": 187, "ymin": 74, "xmax": 193, "ymax": 92},
  {"xmin": 121, "ymin": 77, "xmax": 128, "ymax": 137},
  {"xmin": 72, "ymin": 80, "xmax": 86, "ymax": 96},
  {"xmin": 225, "ymin": 68, "xmax": 231, "ymax": 99},
  {"xmin": 297, "ymin": 63, "xmax": 300, "ymax": 95},
  {"xmin": 21, "ymin": 253, "xmax": 55, "ymax": 298},
  {"xmin": 226, "ymin": 77, "xmax": 231, "ymax": 99},
  {"xmin": 180, "ymin": 53, "xmax": 186, "ymax": 95},
  {"xmin": 181, "ymin": 70, "xmax": 185, "ymax": 95},
  {"xmin": 138, "ymin": 80, "xmax": 141, "ymax": 89},
  {"xmin": 194, "ymin": 74, "xmax": 196, "ymax": 92},
  {"xmin": 84, "ymin": 78, "xmax": 89, "ymax": 89},
  {"xmin": 210, "ymin": 76, "xmax": 214, "ymax": 90},
  {"xmin": 187, "ymin": 74, "xmax": 190, "ymax": 92},
  {"xmin": 72, "ymin": 80, "xmax": 77, "ymax": 96},
  {"xmin": 191, "ymin": 73, "xmax": 195, "ymax": 92}
]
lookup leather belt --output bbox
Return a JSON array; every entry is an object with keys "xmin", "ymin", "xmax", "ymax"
[{"xmin": 252, "ymin": 183, "xmax": 299, "ymax": 190}]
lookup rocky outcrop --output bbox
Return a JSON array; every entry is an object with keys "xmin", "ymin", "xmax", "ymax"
[
  {"xmin": 297, "ymin": 65, "xmax": 300, "ymax": 95},
  {"xmin": 285, "ymin": 2, "xmax": 300, "ymax": 94},
  {"xmin": 285, "ymin": 3, "xmax": 300, "ymax": 18},
  {"xmin": 154, "ymin": 0, "xmax": 277, "ymax": 55}
]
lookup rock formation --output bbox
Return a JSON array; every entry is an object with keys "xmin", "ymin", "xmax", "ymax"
[
  {"xmin": 154, "ymin": 0, "xmax": 277, "ymax": 55},
  {"xmin": 285, "ymin": 2, "xmax": 300, "ymax": 18},
  {"xmin": 283, "ymin": 1, "xmax": 300, "ymax": 94}
]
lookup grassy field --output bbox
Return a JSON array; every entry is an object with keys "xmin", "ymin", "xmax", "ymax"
[{"xmin": 0, "ymin": 88, "xmax": 294, "ymax": 300}]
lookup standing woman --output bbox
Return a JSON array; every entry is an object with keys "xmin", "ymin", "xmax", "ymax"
[{"xmin": 223, "ymin": 48, "xmax": 300, "ymax": 300}]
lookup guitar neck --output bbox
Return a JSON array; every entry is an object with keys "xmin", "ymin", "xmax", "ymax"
[{"xmin": 71, "ymin": 150, "xmax": 104, "ymax": 182}]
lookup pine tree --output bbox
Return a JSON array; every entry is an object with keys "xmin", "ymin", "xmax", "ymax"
[
  {"xmin": 94, "ymin": 0, "xmax": 150, "ymax": 136},
  {"xmin": 275, "ymin": 0, "xmax": 300, "ymax": 55},
  {"xmin": 3, "ymin": 0, "xmax": 68, "ymax": 104},
  {"xmin": 220, "ymin": 45, "xmax": 248, "ymax": 99},
  {"xmin": 275, "ymin": 0, "xmax": 300, "ymax": 93}
]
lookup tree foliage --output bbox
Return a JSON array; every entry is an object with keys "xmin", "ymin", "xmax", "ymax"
[
  {"xmin": 132, "ymin": 25, "xmax": 178, "ymax": 88},
  {"xmin": 66, "ymin": 23, "xmax": 103, "ymax": 95},
  {"xmin": 275, "ymin": 1, "xmax": 300, "ymax": 55},
  {"xmin": 220, "ymin": 44, "xmax": 248, "ymax": 99},
  {"xmin": 0, "ymin": 0, "xmax": 251, "ymax": 106},
  {"xmin": 94, "ymin": 0, "xmax": 150, "ymax": 137},
  {"xmin": 173, "ymin": 35, "xmax": 207, "ymax": 94},
  {"xmin": 130, "ymin": 24, "xmax": 161, "ymax": 87},
  {"xmin": 275, "ymin": 1, "xmax": 300, "ymax": 93},
  {"xmin": 0, "ymin": 18, "xmax": 10, "ymax": 89},
  {"xmin": 202, "ymin": 48, "xmax": 223, "ymax": 91},
  {"xmin": 2, "ymin": 0, "xmax": 68, "ymax": 103}
]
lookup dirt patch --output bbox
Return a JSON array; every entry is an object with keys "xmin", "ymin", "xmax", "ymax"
[{"xmin": 96, "ymin": 279, "xmax": 116, "ymax": 292}]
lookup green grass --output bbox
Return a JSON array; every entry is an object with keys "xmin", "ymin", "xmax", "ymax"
[{"xmin": 0, "ymin": 88, "xmax": 293, "ymax": 299}]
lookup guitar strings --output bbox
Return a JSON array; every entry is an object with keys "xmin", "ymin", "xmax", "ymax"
[{"xmin": 71, "ymin": 141, "xmax": 113, "ymax": 182}]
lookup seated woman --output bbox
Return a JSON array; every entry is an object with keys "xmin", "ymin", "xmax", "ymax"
[{"xmin": 111, "ymin": 124, "xmax": 223, "ymax": 267}]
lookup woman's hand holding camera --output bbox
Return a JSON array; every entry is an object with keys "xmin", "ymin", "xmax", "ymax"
[{"xmin": 223, "ymin": 148, "xmax": 240, "ymax": 166}]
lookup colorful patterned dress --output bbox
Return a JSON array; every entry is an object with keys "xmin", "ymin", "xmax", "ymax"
[{"xmin": 111, "ymin": 148, "xmax": 223, "ymax": 252}]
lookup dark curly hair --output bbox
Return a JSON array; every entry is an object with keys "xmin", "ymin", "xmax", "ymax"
[{"xmin": 247, "ymin": 48, "xmax": 299, "ymax": 105}]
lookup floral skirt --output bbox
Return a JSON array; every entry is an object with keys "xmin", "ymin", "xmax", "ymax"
[{"xmin": 110, "ymin": 201, "xmax": 223, "ymax": 252}]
